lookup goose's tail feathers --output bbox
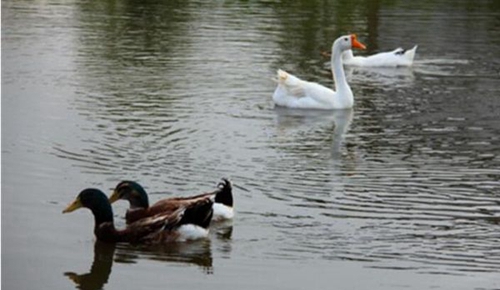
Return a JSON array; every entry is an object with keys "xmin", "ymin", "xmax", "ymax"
[
  {"xmin": 272, "ymin": 69, "xmax": 290, "ymax": 84},
  {"xmin": 405, "ymin": 45, "xmax": 418, "ymax": 62},
  {"xmin": 277, "ymin": 69, "xmax": 288, "ymax": 84},
  {"xmin": 275, "ymin": 69, "xmax": 302, "ymax": 87}
]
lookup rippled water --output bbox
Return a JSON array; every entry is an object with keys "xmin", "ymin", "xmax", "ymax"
[{"xmin": 2, "ymin": 0, "xmax": 500, "ymax": 289}]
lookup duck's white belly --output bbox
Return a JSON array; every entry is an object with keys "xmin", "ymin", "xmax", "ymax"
[
  {"xmin": 212, "ymin": 203, "xmax": 234, "ymax": 221},
  {"xmin": 176, "ymin": 224, "xmax": 210, "ymax": 242}
]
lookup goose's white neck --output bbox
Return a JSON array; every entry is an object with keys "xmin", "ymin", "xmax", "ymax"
[
  {"xmin": 342, "ymin": 49, "xmax": 354, "ymax": 61},
  {"xmin": 331, "ymin": 43, "xmax": 353, "ymax": 108}
]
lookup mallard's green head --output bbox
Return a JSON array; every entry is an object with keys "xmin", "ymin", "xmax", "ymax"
[
  {"xmin": 63, "ymin": 188, "xmax": 114, "ymax": 225},
  {"xmin": 109, "ymin": 181, "xmax": 149, "ymax": 209}
]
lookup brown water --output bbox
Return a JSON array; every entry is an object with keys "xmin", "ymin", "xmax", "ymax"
[{"xmin": 2, "ymin": 0, "xmax": 500, "ymax": 289}]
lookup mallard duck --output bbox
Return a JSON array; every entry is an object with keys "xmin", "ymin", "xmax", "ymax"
[
  {"xmin": 342, "ymin": 45, "xmax": 418, "ymax": 67},
  {"xmin": 109, "ymin": 178, "xmax": 233, "ymax": 224},
  {"xmin": 62, "ymin": 188, "xmax": 213, "ymax": 244},
  {"xmin": 272, "ymin": 34, "xmax": 366, "ymax": 110}
]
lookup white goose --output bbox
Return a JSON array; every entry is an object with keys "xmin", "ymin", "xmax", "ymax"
[
  {"xmin": 342, "ymin": 45, "xmax": 417, "ymax": 67},
  {"xmin": 273, "ymin": 34, "xmax": 366, "ymax": 110}
]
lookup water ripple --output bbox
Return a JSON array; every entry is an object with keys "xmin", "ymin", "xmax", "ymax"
[{"xmin": 10, "ymin": 0, "xmax": 499, "ymax": 280}]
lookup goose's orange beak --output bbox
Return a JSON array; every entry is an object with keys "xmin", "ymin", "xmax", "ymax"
[{"xmin": 351, "ymin": 34, "xmax": 366, "ymax": 50}]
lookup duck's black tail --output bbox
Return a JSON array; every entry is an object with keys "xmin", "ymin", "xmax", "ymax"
[
  {"xmin": 179, "ymin": 198, "xmax": 214, "ymax": 229},
  {"xmin": 214, "ymin": 178, "xmax": 233, "ymax": 207}
]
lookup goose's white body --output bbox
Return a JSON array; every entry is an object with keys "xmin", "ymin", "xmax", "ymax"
[
  {"xmin": 343, "ymin": 45, "xmax": 418, "ymax": 67},
  {"xmin": 273, "ymin": 35, "xmax": 365, "ymax": 110},
  {"xmin": 273, "ymin": 70, "xmax": 347, "ymax": 109}
]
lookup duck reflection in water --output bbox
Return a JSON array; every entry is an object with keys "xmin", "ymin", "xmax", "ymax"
[
  {"xmin": 115, "ymin": 239, "xmax": 215, "ymax": 274},
  {"xmin": 111, "ymin": 213, "xmax": 234, "ymax": 275},
  {"xmin": 64, "ymin": 224, "xmax": 233, "ymax": 289},
  {"xmin": 64, "ymin": 241, "xmax": 115, "ymax": 290}
]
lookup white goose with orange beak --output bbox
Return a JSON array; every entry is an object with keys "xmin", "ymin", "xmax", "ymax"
[
  {"xmin": 343, "ymin": 45, "xmax": 418, "ymax": 67},
  {"xmin": 273, "ymin": 34, "xmax": 366, "ymax": 110}
]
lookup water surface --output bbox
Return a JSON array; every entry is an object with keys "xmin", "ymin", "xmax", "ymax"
[{"xmin": 2, "ymin": 0, "xmax": 500, "ymax": 289}]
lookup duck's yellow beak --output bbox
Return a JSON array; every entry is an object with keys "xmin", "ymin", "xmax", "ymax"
[
  {"xmin": 351, "ymin": 34, "xmax": 366, "ymax": 50},
  {"xmin": 108, "ymin": 190, "xmax": 120, "ymax": 204},
  {"xmin": 63, "ymin": 198, "xmax": 83, "ymax": 213}
]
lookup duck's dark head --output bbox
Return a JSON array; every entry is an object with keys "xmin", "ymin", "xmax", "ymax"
[
  {"xmin": 109, "ymin": 181, "xmax": 149, "ymax": 209},
  {"xmin": 63, "ymin": 188, "xmax": 114, "ymax": 225}
]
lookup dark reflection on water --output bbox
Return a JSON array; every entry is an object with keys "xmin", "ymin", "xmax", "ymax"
[
  {"xmin": 63, "ymin": 223, "xmax": 233, "ymax": 289},
  {"xmin": 63, "ymin": 231, "xmax": 230, "ymax": 290},
  {"xmin": 64, "ymin": 241, "xmax": 115, "ymax": 290},
  {"xmin": 115, "ymin": 240, "xmax": 214, "ymax": 274},
  {"xmin": 3, "ymin": 0, "xmax": 500, "ymax": 289},
  {"xmin": 114, "ymin": 223, "xmax": 232, "ymax": 275}
]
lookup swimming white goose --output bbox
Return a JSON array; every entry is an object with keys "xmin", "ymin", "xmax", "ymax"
[
  {"xmin": 342, "ymin": 45, "xmax": 417, "ymax": 67},
  {"xmin": 273, "ymin": 34, "xmax": 366, "ymax": 110}
]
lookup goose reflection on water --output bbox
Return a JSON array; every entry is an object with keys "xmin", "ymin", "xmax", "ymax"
[
  {"xmin": 331, "ymin": 109, "xmax": 353, "ymax": 159},
  {"xmin": 344, "ymin": 65, "xmax": 416, "ymax": 89},
  {"xmin": 273, "ymin": 107, "xmax": 354, "ymax": 159},
  {"xmin": 341, "ymin": 58, "xmax": 471, "ymax": 89},
  {"xmin": 64, "ymin": 224, "xmax": 233, "ymax": 289}
]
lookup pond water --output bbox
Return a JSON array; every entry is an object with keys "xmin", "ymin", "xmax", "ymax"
[{"xmin": 2, "ymin": 0, "xmax": 500, "ymax": 289}]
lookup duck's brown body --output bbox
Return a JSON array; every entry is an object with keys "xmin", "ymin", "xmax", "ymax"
[
  {"xmin": 125, "ymin": 192, "xmax": 215, "ymax": 224},
  {"xmin": 93, "ymin": 212, "xmax": 181, "ymax": 244},
  {"xmin": 111, "ymin": 179, "xmax": 232, "ymax": 225},
  {"xmin": 63, "ymin": 188, "xmax": 213, "ymax": 244}
]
